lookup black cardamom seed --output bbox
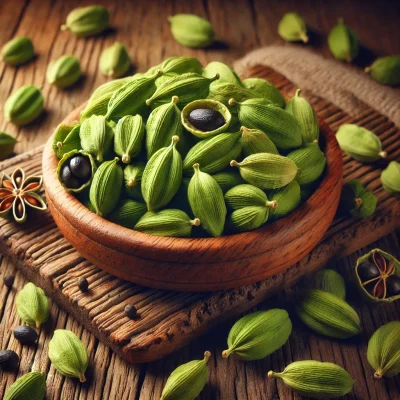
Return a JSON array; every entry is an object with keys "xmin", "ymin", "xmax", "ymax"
[
  {"xmin": 386, "ymin": 275, "xmax": 400, "ymax": 297},
  {"xmin": 188, "ymin": 108, "xmax": 225, "ymax": 132},
  {"xmin": 124, "ymin": 304, "xmax": 139, "ymax": 320},
  {"xmin": 69, "ymin": 155, "xmax": 92, "ymax": 180},
  {"xmin": 357, "ymin": 261, "xmax": 380, "ymax": 281},
  {"xmin": 78, "ymin": 277, "xmax": 89, "ymax": 292},
  {"xmin": 0, "ymin": 350, "xmax": 19, "ymax": 370},
  {"xmin": 61, "ymin": 164, "xmax": 81, "ymax": 189},
  {"xmin": 13, "ymin": 326, "xmax": 38, "ymax": 345}
]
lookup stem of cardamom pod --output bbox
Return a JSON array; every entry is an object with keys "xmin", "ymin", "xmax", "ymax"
[
  {"xmin": 228, "ymin": 98, "xmax": 236, "ymax": 106},
  {"xmin": 355, "ymin": 197, "xmax": 363, "ymax": 208},
  {"xmin": 79, "ymin": 372, "xmax": 86, "ymax": 383},
  {"xmin": 122, "ymin": 154, "xmax": 130, "ymax": 164},
  {"xmin": 266, "ymin": 200, "xmax": 277, "ymax": 209},
  {"xmin": 191, "ymin": 218, "xmax": 201, "ymax": 227},
  {"xmin": 221, "ymin": 349, "xmax": 231, "ymax": 359},
  {"xmin": 230, "ymin": 160, "xmax": 239, "ymax": 167},
  {"xmin": 57, "ymin": 142, "xmax": 63, "ymax": 149},
  {"xmin": 267, "ymin": 370, "xmax": 278, "ymax": 379},
  {"xmin": 365, "ymin": 66, "xmax": 372, "ymax": 74},
  {"xmin": 36, "ymin": 321, "xmax": 41, "ymax": 329},
  {"xmin": 379, "ymin": 151, "xmax": 387, "ymax": 158},
  {"xmin": 300, "ymin": 33, "xmax": 309, "ymax": 43},
  {"xmin": 374, "ymin": 370, "xmax": 383, "ymax": 379},
  {"xmin": 203, "ymin": 351, "xmax": 211, "ymax": 363}
]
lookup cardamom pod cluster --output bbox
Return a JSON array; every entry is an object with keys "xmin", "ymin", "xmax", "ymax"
[
  {"xmin": 1, "ymin": 36, "xmax": 34, "ymax": 66},
  {"xmin": 328, "ymin": 18, "xmax": 359, "ymax": 62},
  {"xmin": 54, "ymin": 56, "xmax": 326, "ymax": 238},
  {"xmin": 4, "ymin": 372, "xmax": 46, "ymax": 400}
]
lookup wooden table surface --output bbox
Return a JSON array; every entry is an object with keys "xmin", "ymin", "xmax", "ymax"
[{"xmin": 0, "ymin": 1, "xmax": 399, "ymax": 399}]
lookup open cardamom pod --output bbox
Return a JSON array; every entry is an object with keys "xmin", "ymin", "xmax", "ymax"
[
  {"xmin": 267, "ymin": 180, "xmax": 301, "ymax": 221},
  {"xmin": 240, "ymin": 126, "xmax": 279, "ymax": 157},
  {"xmin": 278, "ymin": 12, "xmax": 308, "ymax": 43},
  {"xmin": 1, "ymin": 36, "xmax": 34, "ymax": 66},
  {"xmin": 381, "ymin": 161, "xmax": 400, "ymax": 193},
  {"xmin": 211, "ymin": 170, "xmax": 245, "ymax": 194},
  {"xmin": 124, "ymin": 162, "xmax": 145, "ymax": 201},
  {"xmin": 99, "ymin": 42, "xmax": 131, "ymax": 78},
  {"xmin": 108, "ymin": 199, "xmax": 147, "ymax": 229},
  {"xmin": 0, "ymin": 131, "xmax": 17, "ymax": 161},
  {"xmin": 365, "ymin": 56, "xmax": 400, "ymax": 86},
  {"xmin": 312, "ymin": 269, "xmax": 346, "ymax": 300},
  {"xmin": 4, "ymin": 372, "xmax": 46, "ymax": 400},
  {"xmin": 52, "ymin": 121, "xmax": 80, "ymax": 159},
  {"xmin": 328, "ymin": 18, "xmax": 359, "ymax": 62}
]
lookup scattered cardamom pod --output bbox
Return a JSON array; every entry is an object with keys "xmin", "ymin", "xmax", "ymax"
[
  {"xmin": 13, "ymin": 325, "xmax": 39, "ymax": 345},
  {"xmin": 158, "ymin": 56, "xmax": 203, "ymax": 75},
  {"xmin": 0, "ymin": 132, "xmax": 17, "ymax": 161},
  {"xmin": 4, "ymin": 85, "xmax": 44, "ymax": 126},
  {"xmin": 367, "ymin": 321, "xmax": 400, "ymax": 378},
  {"xmin": 278, "ymin": 12, "xmax": 308, "ymax": 43},
  {"xmin": 46, "ymin": 55, "xmax": 81, "ymax": 88},
  {"xmin": 48, "ymin": 329, "xmax": 88, "ymax": 382},
  {"xmin": 168, "ymin": 14, "xmax": 214, "ymax": 48},
  {"xmin": 328, "ymin": 18, "xmax": 359, "ymax": 62},
  {"xmin": 222, "ymin": 309, "xmax": 292, "ymax": 360},
  {"xmin": 312, "ymin": 269, "xmax": 346, "ymax": 299},
  {"xmin": 99, "ymin": 42, "xmax": 131, "ymax": 78},
  {"xmin": 52, "ymin": 121, "xmax": 80, "ymax": 159},
  {"xmin": 0, "ymin": 350, "xmax": 19, "ymax": 370},
  {"xmin": 4, "ymin": 372, "xmax": 46, "ymax": 400},
  {"xmin": 267, "ymin": 180, "xmax": 301, "ymax": 220},
  {"xmin": 381, "ymin": 161, "xmax": 400, "ymax": 193},
  {"xmin": 108, "ymin": 199, "xmax": 147, "ymax": 229},
  {"xmin": 16, "ymin": 282, "xmax": 50, "ymax": 328},
  {"xmin": 142, "ymin": 136, "xmax": 182, "ymax": 211},
  {"xmin": 295, "ymin": 289, "xmax": 361, "ymax": 339},
  {"xmin": 212, "ymin": 170, "xmax": 246, "ymax": 194},
  {"xmin": 268, "ymin": 360, "xmax": 354, "ymax": 399},
  {"xmin": 61, "ymin": 5, "xmax": 109, "ymax": 37},
  {"xmin": 203, "ymin": 61, "xmax": 241, "ymax": 86},
  {"xmin": 365, "ymin": 55, "xmax": 400, "ymax": 86},
  {"xmin": 160, "ymin": 351, "xmax": 211, "ymax": 400},
  {"xmin": 124, "ymin": 162, "xmax": 145, "ymax": 201},
  {"xmin": 1, "ymin": 36, "xmax": 34, "ymax": 66},
  {"xmin": 241, "ymin": 78, "xmax": 285, "ymax": 108},
  {"xmin": 188, "ymin": 163, "xmax": 226, "ymax": 237},
  {"xmin": 240, "ymin": 126, "xmax": 279, "ymax": 157}
]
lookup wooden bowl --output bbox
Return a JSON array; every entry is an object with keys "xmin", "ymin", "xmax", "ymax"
[{"xmin": 42, "ymin": 106, "xmax": 343, "ymax": 292}]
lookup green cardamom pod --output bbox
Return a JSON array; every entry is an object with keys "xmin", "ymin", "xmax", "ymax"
[
  {"xmin": 241, "ymin": 78, "xmax": 285, "ymax": 108},
  {"xmin": 229, "ymin": 98, "xmax": 302, "ymax": 149},
  {"xmin": 146, "ymin": 96, "xmax": 183, "ymax": 158},
  {"xmin": 278, "ymin": 12, "xmax": 308, "ymax": 43},
  {"xmin": 365, "ymin": 56, "xmax": 400, "ymax": 86},
  {"xmin": 168, "ymin": 14, "xmax": 214, "ymax": 48},
  {"xmin": 146, "ymin": 72, "xmax": 219, "ymax": 109},
  {"xmin": 61, "ymin": 5, "xmax": 109, "ymax": 37},
  {"xmin": 4, "ymin": 85, "xmax": 44, "ymax": 126},
  {"xmin": 1, "ymin": 36, "xmax": 34, "ymax": 66},
  {"xmin": 159, "ymin": 56, "xmax": 203, "ymax": 75},
  {"xmin": 135, "ymin": 209, "xmax": 200, "ymax": 238},
  {"xmin": 52, "ymin": 122, "xmax": 80, "ymax": 159},
  {"xmin": 188, "ymin": 164, "xmax": 227, "ymax": 237},
  {"xmin": 231, "ymin": 153, "xmax": 299, "ymax": 189},
  {"xmin": 183, "ymin": 132, "xmax": 241, "ymax": 176},
  {"xmin": 203, "ymin": 61, "xmax": 242, "ymax": 86},
  {"xmin": 222, "ymin": 309, "xmax": 292, "ymax": 361},
  {"xmin": 114, "ymin": 114, "xmax": 144, "ymax": 163},
  {"xmin": 106, "ymin": 70, "xmax": 161, "ymax": 120},
  {"xmin": 108, "ymin": 199, "xmax": 147, "ymax": 229},
  {"xmin": 339, "ymin": 179, "xmax": 377, "ymax": 218},
  {"xmin": 160, "ymin": 351, "xmax": 211, "ymax": 400},
  {"xmin": 287, "ymin": 143, "xmax": 326, "ymax": 185},
  {"xmin": 312, "ymin": 269, "xmax": 346, "ymax": 300},
  {"xmin": 169, "ymin": 177, "xmax": 192, "ymax": 217},
  {"xmin": 0, "ymin": 132, "xmax": 17, "ymax": 161},
  {"xmin": 16, "ymin": 282, "xmax": 50, "ymax": 328},
  {"xmin": 286, "ymin": 89, "xmax": 319, "ymax": 144},
  {"xmin": 225, "ymin": 184, "xmax": 277, "ymax": 211},
  {"xmin": 268, "ymin": 180, "xmax": 301, "ymax": 220},
  {"xmin": 367, "ymin": 321, "xmax": 400, "ymax": 378},
  {"xmin": 336, "ymin": 124, "xmax": 386, "ymax": 162},
  {"xmin": 240, "ymin": 126, "xmax": 279, "ymax": 156},
  {"xmin": 226, "ymin": 206, "xmax": 267, "ymax": 233},
  {"xmin": 46, "ymin": 55, "xmax": 81, "ymax": 89},
  {"xmin": 212, "ymin": 170, "xmax": 245, "ymax": 194},
  {"xmin": 99, "ymin": 42, "xmax": 131, "ymax": 78},
  {"xmin": 381, "ymin": 161, "xmax": 400, "ymax": 193},
  {"xmin": 124, "ymin": 162, "xmax": 145, "ymax": 201},
  {"xmin": 80, "ymin": 115, "xmax": 114, "ymax": 162},
  {"xmin": 268, "ymin": 360, "xmax": 354, "ymax": 398},
  {"xmin": 328, "ymin": 18, "xmax": 359, "ymax": 62},
  {"xmin": 295, "ymin": 289, "xmax": 361, "ymax": 339},
  {"xmin": 155, "ymin": 72, "xmax": 179, "ymax": 88},
  {"xmin": 4, "ymin": 372, "xmax": 46, "ymax": 400},
  {"xmin": 90, "ymin": 157, "xmax": 123, "ymax": 217},
  {"xmin": 48, "ymin": 329, "xmax": 88, "ymax": 382},
  {"xmin": 142, "ymin": 136, "xmax": 182, "ymax": 211}
]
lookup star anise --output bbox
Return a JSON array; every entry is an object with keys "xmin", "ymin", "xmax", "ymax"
[{"xmin": 0, "ymin": 167, "xmax": 47, "ymax": 223}]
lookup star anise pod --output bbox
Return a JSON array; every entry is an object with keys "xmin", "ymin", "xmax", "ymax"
[{"xmin": 0, "ymin": 167, "xmax": 47, "ymax": 223}]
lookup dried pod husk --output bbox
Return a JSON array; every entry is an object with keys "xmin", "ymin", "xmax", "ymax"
[
  {"xmin": 99, "ymin": 42, "xmax": 131, "ymax": 78},
  {"xmin": 295, "ymin": 289, "xmax": 361, "ymax": 339},
  {"xmin": 146, "ymin": 96, "xmax": 183, "ymax": 158},
  {"xmin": 183, "ymin": 132, "xmax": 241, "ymax": 176},
  {"xmin": 268, "ymin": 360, "xmax": 354, "ymax": 399},
  {"xmin": 4, "ymin": 85, "xmax": 44, "ymax": 126},
  {"xmin": 181, "ymin": 99, "xmax": 232, "ymax": 138},
  {"xmin": 212, "ymin": 170, "xmax": 246, "ymax": 194},
  {"xmin": 146, "ymin": 72, "xmax": 219, "ymax": 109},
  {"xmin": 339, "ymin": 179, "xmax": 377, "ymax": 218},
  {"xmin": 278, "ymin": 12, "xmax": 308, "ymax": 43},
  {"xmin": 336, "ymin": 124, "xmax": 386, "ymax": 162},
  {"xmin": 312, "ymin": 269, "xmax": 346, "ymax": 300},
  {"xmin": 188, "ymin": 164, "xmax": 227, "ymax": 237},
  {"xmin": 135, "ymin": 209, "xmax": 200, "ymax": 238},
  {"xmin": 367, "ymin": 321, "xmax": 400, "ymax": 378},
  {"xmin": 328, "ymin": 18, "xmax": 359, "ymax": 62},
  {"xmin": 114, "ymin": 115, "xmax": 145, "ymax": 163},
  {"xmin": 16, "ymin": 282, "xmax": 50, "ymax": 328},
  {"xmin": 80, "ymin": 115, "xmax": 114, "ymax": 162},
  {"xmin": 0, "ymin": 132, "xmax": 17, "ymax": 161},
  {"xmin": 229, "ymin": 98, "xmax": 302, "ymax": 150},
  {"xmin": 168, "ymin": 13, "xmax": 214, "ymax": 48},
  {"xmin": 268, "ymin": 180, "xmax": 301, "ymax": 220},
  {"xmin": 124, "ymin": 162, "xmax": 145, "ymax": 201},
  {"xmin": 286, "ymin": 89, "xmax": 319, "ymax": 144},
  {"xmin": 240, "ymin": 126, "xmax": 278, "ymax": 156},
  {"xmin": 159, "ymin": 56, "xmax": 203, "ymax": 75},
  {"xmin": 89, "ymin": 157, "xmax": 123, "ymax": 217},
  {"xmin": 241, "ymin": 78, "xmax": 285, "ymax": 108},
  {"xmin": 142, "ymin": 136, "xmax": 182, "ymax": 211},
  {"xmin": 108, "ymin": 199, "xmax": 147, "ymax": 229},
  {"xmin": 47, "ymin": 55, "xmax": 81, "ymax": 89},
  {"xmin": 365, "ymin": 56, "xmax": 400, "ymax": 86},
  {"xmin": 48, "ymin": 329, "xmax": 88, "ymax": 382},
  {"xmin": 287, "ymin": 143, "xmax": 326, "ymax": 185},
  {"xmin": 160, "ymin": 351, "xmax": 211, "ymax": 400},
  {"xmin": 4, "ymin": 372, "xmax": 46, "ymax": 400},
  {"xmin": 61, "ymin": 5, "xmax": 109, "ymax": 37},
  {"xmin": 222, "ymin": 309, "xmax": 292, "ymax": 361},
  {"xmin": 381, "ymin": 161, "xmax": 400, "ymax": 193},
  {"xmin": 1, "ymin": 36, "xmax": 34, "ymax": 66},
  {"xmin": 52, "ymin": 121, "xmax": 80, "ymax": 159},
  {"xmin": 203, "ymin": 61, "xmax": 242, "ymax": 86},
  {"xmin": 231, "ymin": 153, "xmax": 299, "ymax": 190}
]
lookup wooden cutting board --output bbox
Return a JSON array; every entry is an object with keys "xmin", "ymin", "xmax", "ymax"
[{"xmin": 0, "ymin": 66, "xmax": 399, "ymax": 364}]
